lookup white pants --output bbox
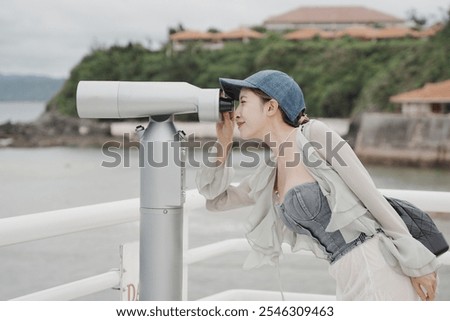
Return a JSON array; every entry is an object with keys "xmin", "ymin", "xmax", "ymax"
[{"xmin": 329, "ymin": 234, "xmax": 420, "ymax": 300}]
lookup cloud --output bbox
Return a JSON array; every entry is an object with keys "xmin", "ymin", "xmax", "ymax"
[{"xmin": 1, "ymin": 0, "xmax": 448, "ymax": 77}]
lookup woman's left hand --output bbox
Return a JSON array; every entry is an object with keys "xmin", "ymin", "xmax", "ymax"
[{"xmin": 411, "ymin": 272, "xmax": 437, "ymax": 300}]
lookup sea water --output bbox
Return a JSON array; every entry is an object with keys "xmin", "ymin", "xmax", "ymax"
[
  {"xmin": 0, "ymin": 101, "xmax": 46, "ymax": 125},
  {"xmin": 0, "ymin": 147, "xmax": 449, "ymax": 301}
]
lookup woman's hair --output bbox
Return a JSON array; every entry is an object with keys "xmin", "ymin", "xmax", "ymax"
[{"xmin": 250, "ymin": 88, "xmax": 309, "ymax": 127}]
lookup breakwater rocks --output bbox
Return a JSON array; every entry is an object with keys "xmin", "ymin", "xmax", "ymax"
[{"xmin": 355, "ymin": 113, "xmax": 450, "ymax": 167}]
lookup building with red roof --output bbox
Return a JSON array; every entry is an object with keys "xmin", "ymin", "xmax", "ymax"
[
  {"xmin": 169, "ymin": 28, "xmax": 264, "ymax": 51},
  {"xmin": 265, "ymin": 6, "xmax": 405, "ymax": 31},
  {"xmin": 390, "ymin": 80, "xmax": 450, "ymax": 115}
]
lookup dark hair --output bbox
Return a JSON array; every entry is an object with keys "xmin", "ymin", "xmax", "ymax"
[{"xmin": 250, "ymin": 88, "xmax": 309, "ymax": 127}]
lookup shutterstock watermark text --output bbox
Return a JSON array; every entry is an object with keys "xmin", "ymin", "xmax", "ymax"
[{"xmin": 100, "ymin": 132, "xmax": 348, "ymax": 168}]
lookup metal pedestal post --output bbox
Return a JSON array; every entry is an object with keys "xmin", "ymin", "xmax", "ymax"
[{"xmin": 138, "ymin": 115, "xmax": 185, "ymax": 301}]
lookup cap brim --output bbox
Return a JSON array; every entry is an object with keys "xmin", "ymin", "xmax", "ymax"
[{"xmin": 219, "ymin": 78, "xmax": 257, "ymax": 100}]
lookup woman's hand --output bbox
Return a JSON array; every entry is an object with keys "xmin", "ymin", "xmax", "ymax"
[
  {"xmin": 215, "ymin": 111, "xmax": 235, "ymax": 164},
  {"xmin": 411, "ymin": 272, "xmax": 437, "ymax": 300}
]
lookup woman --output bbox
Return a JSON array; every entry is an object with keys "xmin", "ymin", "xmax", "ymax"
[{"xmin": 196, "ymin": 70, "xmax": 438, "ymax": 300}]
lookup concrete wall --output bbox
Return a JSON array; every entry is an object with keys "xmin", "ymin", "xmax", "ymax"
[{"xmin": 355, "ymin": 113, "xmax": 450, "ymax": 167}]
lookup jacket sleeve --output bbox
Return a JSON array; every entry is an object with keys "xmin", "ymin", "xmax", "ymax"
[
  {"xmin": 309, "ymin": 120, "xmax": 438, "ymax": 277},
  {"xmin": 195, "ymin": 162, "xmax": 256, "ymax": 211}
]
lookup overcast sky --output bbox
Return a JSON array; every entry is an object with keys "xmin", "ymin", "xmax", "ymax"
[{"xmin": 1, "ymin": 0, "xmax": 449, "ymax": 78}]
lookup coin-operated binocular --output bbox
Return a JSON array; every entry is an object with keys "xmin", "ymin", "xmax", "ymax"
[
  {"xmin": 76, "ymin": 81, "xmax": 233, "ymax": 121},
  {"xmin": 76, "ymin": 81, "xmax": 233, "ymax": 301}
]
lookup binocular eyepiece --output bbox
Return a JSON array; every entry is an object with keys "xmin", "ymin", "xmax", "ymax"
[
  {"xmin": 76, "ymin": 81, "xmax": 234, "ymax": 122},
  {"xmin": 219, "ymin": 97, "xmax": 234, "ymax": 114}
]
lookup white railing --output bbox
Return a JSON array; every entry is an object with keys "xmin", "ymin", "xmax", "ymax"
[
  {"xmin": 2, "ymin": 189, "xmax": 449, "ymax": 301},
  {"xmin": 10, "ymin": 271, "xmax": 121, "ymax": 301},
  {"xmin": 0, "ymin": 199, "xmax": 139, "ymax": 247}
]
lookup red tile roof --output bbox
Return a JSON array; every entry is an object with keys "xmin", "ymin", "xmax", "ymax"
[
  {"xmin": 339, "ymin": 26, "xmax": 415, "ymax": 40},
  {"xmin": 371, "ymin": 27, "xmax": 415, "ymax": 39},
  {"xmin": 265, "ymin": 6, "xmax": 403, "ymax": 25},
  {"xmin": 284, "ymin": 28, "xmax": 341, "ymax": 40},
  {"xmin": 390, "ymin": 80, "xmax": 450, "ymax": 103},
  {"xmin": 170, "ymin": 30, "xmax": 214, "ymax": 41},
  {"xmin": 170, "ymin": 28, "xmax": 264, "ymax": 42},
  {"xmin": 216, "ymin": 28, "xmax": 264, "ymax": 40},
  {"xmin": 339, "ymin": 26, "xmax": 376, "ymax": 39},
  {"xmin": 284, "ymin": 25, "xmax": 441, "ymax": 41},
  {"xmin": 412, "ymin": 23, "xmax": 444, "ymax": 38},
  {"xmin": 284, "ymin": 28, "xmax": 321, "ymax": 40},
  {"xmin": 319, "ymin": 30, "xmax": 341, "ymax": 39}
]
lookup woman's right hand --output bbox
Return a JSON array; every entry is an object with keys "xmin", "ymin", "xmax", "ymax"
[
  {"xmin": 217, "ymin": 111, "xmax": 235, "ymax": 143},
  {"xmin": 215, "ymin": 111, "xmax": 235, "ymax": 163},
  {"xmin": 411, "ymin": 272, "xmax": 437, "ymax": 301}
]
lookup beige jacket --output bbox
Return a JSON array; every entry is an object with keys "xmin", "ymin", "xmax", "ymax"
[{"xmin": 196, "ymin": 120, "xmax": 438, "ymax": 277}]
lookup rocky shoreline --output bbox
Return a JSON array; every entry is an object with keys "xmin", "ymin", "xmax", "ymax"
[
  {"xmin": 0, "ymin": 112, "xmax": 228, "ymax": 149},
  {"xmin": 1, "ymin": 112, "xmax": 353, "ymax": 148},
  {"xmin": 0, "ymin": 111, "xmax": 114, "ymax": 148}
]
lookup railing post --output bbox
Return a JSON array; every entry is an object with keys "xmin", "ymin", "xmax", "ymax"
[{"xmin": 138, "ymin": 116, "xmax": 186, "ymax": 301}]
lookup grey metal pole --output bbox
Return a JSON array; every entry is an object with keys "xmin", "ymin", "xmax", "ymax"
[{"xmin": 138, "ymin": 115, "xmax": 186, "ymax": 301}]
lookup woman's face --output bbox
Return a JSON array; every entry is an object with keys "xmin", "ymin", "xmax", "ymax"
[{"xmin": 234, "ymin": 88, "xmax": 269, "ymax": 140}]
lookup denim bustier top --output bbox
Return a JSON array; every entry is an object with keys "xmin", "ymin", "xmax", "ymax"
[{"xmin": 276, "ymin": 182, "xmax": 374, "ymax": 263}]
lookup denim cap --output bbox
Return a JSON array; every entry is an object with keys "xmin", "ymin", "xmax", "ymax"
[{"xmin": 219, "ymin": 70, "xmax": 306, "ymax": 123}]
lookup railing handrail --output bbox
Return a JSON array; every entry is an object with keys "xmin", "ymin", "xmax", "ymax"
[
  {"xmin": 10, "ymin": 270, "xmax": 121, "ymax": 301},
  {"xmin": 0, "ymin": 199, "xmax": 139, "ymax": 247},
  {"xmin": 3, "ymin": 188, "xmax": 450, "ymax": 300},
  {"xmin": 1, "ymin": 188, "xmax": 449, "ymax": 248}
]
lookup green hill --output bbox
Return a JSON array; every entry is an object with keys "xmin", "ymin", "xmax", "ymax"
[{"xmin": 50, "ymin": 20, "xmax": 450, "ymax": 119}]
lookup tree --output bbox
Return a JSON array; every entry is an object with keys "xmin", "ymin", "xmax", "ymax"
[
  {"xmin": 407, "ymin": 9, "xmax": 427, "ymax": 30},
  {"xmin": 207, "ymin": 27, "xmax": 221, "ymax": 33},
  {"xmin": 168, "ymin": 23, "xmax": 185, "ymax": 35}
]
